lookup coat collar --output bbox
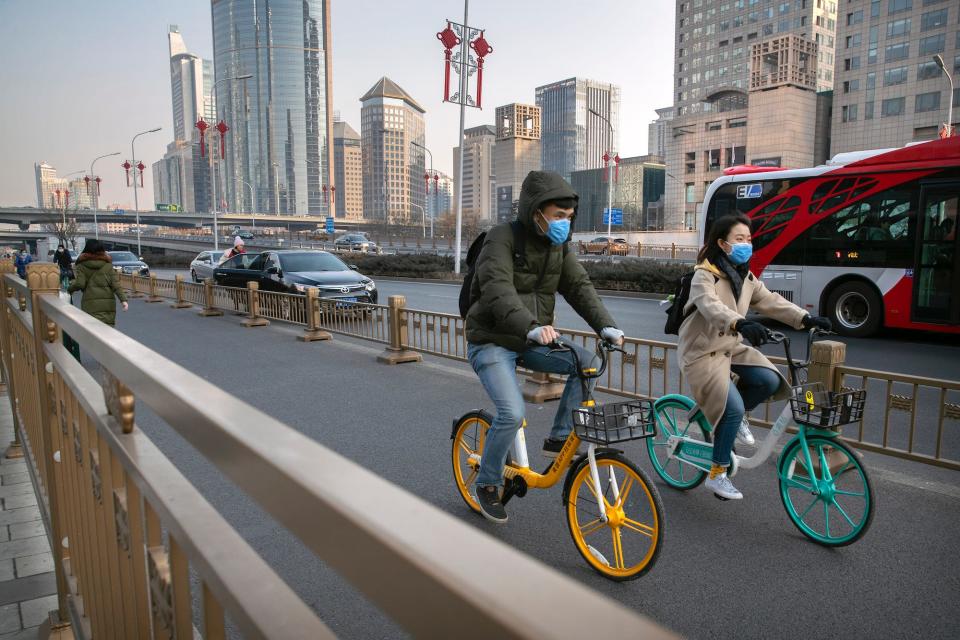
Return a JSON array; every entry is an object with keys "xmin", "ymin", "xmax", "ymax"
[{"xmin": 695, "ymin": 260, "xmax": 724, "ymax": 278}]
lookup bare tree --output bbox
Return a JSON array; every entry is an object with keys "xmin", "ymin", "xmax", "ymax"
[{"xmin": 38, "ymin": 207, "xmax": 82, "ymax": 252}]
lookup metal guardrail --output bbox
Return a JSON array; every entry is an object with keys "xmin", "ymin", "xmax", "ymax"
[{"xmin": 2, "ymin": 261, "xmax": 675, "ymax": 639}]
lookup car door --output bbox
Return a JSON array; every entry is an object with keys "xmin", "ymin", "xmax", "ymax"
[{"xmin": 260, "ymin": 253, "xmax": 283, "ymax": 291}]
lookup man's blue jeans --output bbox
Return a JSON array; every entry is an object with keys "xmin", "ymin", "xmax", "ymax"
[
  {"xmin": 467, "ymin": 341, "xmax": 600, "ymax": 489},
  {"xmin": 713, "ymin": 365, "xmax": 781, "ymax": 467}
]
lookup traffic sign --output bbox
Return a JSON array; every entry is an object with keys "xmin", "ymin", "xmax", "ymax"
[
  {"xmin": 114, "ymin": 209, "xmax": 125, "ymax": 215},
  {"xmin": 325, "ymin": 216, "xmax": 335, "ymax": 234},
  {"xmin": 602, "ymin": 208, "xmax": 623, "ymax": 225}
]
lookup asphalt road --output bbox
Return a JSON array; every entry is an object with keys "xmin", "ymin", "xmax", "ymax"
[{"xmin": 82, "ymin": 293, "xmax": 960, "ymax": 639}]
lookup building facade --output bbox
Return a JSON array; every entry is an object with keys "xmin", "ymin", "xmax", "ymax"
[
  {"xmin": 34, "ymin": 162, "xmax": 65, "ymax": 209},
  {"xmin": 570, "ymin": 155, "xmax": 667, "ymax": 232},
  {"xmin": 648, "ymin": 106, "xmax": 675, "ymax": 158},
  {"xmin": 665, "ymin": 0, "xmax": 839, "ymax": 230},
  {"xmin": 454, "ymin": 125, "xmax": 497, "ymax": 225},
  {"xmin": 168, "ymin": 25, "xmax": 214, "ymax": 143},
  {"xmin": 831, "ymin": 0, "xmax": 959, "ymax": 153},
  {"xmin": 333, "ymin": 120, "xmax": 363, "ymax": 219},
  {"xmin": 360, "ymin": 77, "xmax": 426, "ymax": 224},
  {"xmin": 535, "ymin": 77, "xmax": 621, "ymax": 181},
  {"xmin": 493, "ymin": 103, "xmax": 542, "ymax": 223},
  {"xmin": 212, "ymin": 0, "xmax": 335, "ymax": 216},
  {"xmin": 152, "ymin": 140, "xmax": 212, "ymax": 213},
  {"xmin": 428, "ymin": 171, "xmax": 454, "ymax": 221}
]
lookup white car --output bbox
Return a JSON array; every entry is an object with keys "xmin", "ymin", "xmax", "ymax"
[{"xmin": 189, "ymin": 250, "xmax": 224, "ymax": 282}]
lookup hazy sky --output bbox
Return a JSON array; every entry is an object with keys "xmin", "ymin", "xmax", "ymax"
[{"xmin": 0, "ymin": 0, "xmax": 675, "ymax": 209}]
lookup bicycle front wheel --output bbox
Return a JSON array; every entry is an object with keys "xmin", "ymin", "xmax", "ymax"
[
  {"xmin": 451, "ymin": 411, "xmax": 491, "ymax": 513},
  {"xmin": 564, "ymin": 452, "xmax": 664, "ymax": 581},
  {"xmin": 646, "ymin": 396, "xmax": 712, "ymax": 490},
  {"xmin": 778, "ymin": 435, "xmax": 874, "ymax": 546}
]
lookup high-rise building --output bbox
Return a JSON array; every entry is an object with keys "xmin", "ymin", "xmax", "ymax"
[
  {"xmin": 570, "ymin": 155, "xmax": 667, "ymax": 232},
  {"xmin": 67, "ymin": 178, "xmax": 96, "ymax": 210},
  {"xmin": 664, "ymin": 0, "xmax": 839, "ymax": 229},
  {"xmin": 535, "ymin": 78, "xmax": 620, "ymax": 181},
  {"xmin": 360, "ymin": 77, "xmax": 426, "ymax": 224},
  {"xmin": 493, "ymin": 103, "xmax": 542, "ymax": 223},
  {"xmin": 831, "ymin": 0, "xmax": 958, "ymax": 153},
  {"xmin": 454, "ymin": 125, "xmax": 497, "ymax": 225},
  {"xmin": 34, "ymin": 162, "xmax": 65, "ymax": 209},
  {"xmin": 152, "ymin": 140, "xmax": 212, "ymax": 213},
  {"xmin": 333, "ymin": 120, "xmax": 364, "ymax": 220},
  {"xmin": 213, "ymin": 0, "xmax": 335, "ymax": 216},
  {"xmin": 428, "ymin": 171, "xmax": 454, "ymax": 221},
  {"xmin": 168, "ymin": 25, "xmax": 214, "ymax": 143},
  {"xmin": 648, "ymin": 106, "xmax": 675, "ymax": 158}
]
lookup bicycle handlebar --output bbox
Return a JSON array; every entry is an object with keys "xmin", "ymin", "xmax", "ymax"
[{"xmin": 763, "ymin": 327, "xmax": 835, "ymax": 384}]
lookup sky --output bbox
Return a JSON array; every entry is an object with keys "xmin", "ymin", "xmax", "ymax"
[{"xmin": 0, "ymin": 0, "xmax": 675, "ymax": 209}]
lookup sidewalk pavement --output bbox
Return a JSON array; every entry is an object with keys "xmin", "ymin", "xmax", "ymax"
[{"xmin": 0, "ymin": 396, "xmax": 57, "ymax": 640}]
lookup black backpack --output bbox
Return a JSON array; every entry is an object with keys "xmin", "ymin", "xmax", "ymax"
[
  {"xmin": 663, "ymin": 271, "xmax": 697, "ymax": 335},
  {"xmin": 459, "ymin": 221, "xmax": 526, "ymax": 319}
]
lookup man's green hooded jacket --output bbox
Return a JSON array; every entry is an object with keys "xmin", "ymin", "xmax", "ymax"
[{"xmin": 465, "ymin": 171, "xmax": 616, "ymax": 352}]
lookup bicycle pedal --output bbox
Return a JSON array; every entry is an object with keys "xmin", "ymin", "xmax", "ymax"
[{"xmin": 713, "ymin": 493, "xmax": 730, "ymax": 501}]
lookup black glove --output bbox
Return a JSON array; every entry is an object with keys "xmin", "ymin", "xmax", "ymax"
[
  {"xmin": 801, "ymin": 314, "xmax": 833, "ymax": 331},
  {"xmin": 734, "ymin": 319, "xmax": 768, "ymax": 347}
]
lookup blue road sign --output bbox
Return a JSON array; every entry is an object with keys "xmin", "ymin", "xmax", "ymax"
[
  {"xmin": 325, "ymin": 217, "xmax": 335, "ymax": 234},
  {"xmin": 114, "ymin": 209, "xmax": 125, "ymax": 215},
  {"xmin": 602, "ymin": 208, "xmax": 623, "ymax": 225}
]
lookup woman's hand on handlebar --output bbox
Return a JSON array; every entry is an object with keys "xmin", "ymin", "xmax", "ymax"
[
  {"xmin": 527, "ymin": 324, "xmax": 561, "ymax": 345},
  {"xmin": 600, "ymin": 327, "xmax": 625, "ymax": 346},
  {"xmin": 734, "ymin": 319, "xmax": 768, "ymax": 347},
  {"xmin": 801, "ymin": 314, "xmax": 833, "ymax": 332}
]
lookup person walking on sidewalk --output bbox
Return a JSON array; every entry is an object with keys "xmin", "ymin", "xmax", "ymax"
[
  {"xmin": 53, "ymin": 243, "xmax": 73, "ymax": 290},
  {"xmin": 14, "ymin": 248, "xmax": 32, "ymax": 279},
  {"xmin": 465, "ymin": 170, "xmax": 624, "ymax": 523},
  {"xmin": 68, "ymin": 239, "xmax": 128, "ymax": 326}
]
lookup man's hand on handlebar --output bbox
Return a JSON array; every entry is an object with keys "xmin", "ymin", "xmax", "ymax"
[
  {"xmin": 600, "ymin": 327, "xmax": 625, "ymax": 346},
  {"xmin": 527, "ymin": 324, "xmax": 561, "ymax": 345},
  {"xmin": 801, "ymin": 314, "xmax": 833, "ymax": 332}
]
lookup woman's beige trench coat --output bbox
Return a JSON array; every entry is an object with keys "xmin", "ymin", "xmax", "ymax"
[{"xmin": 678, "ymin": 260, "xmax": 808, "ymax": 427}]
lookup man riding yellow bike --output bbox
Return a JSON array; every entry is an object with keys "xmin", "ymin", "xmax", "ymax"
[{"xmin": 464, "ymin": 170, "xmax": 624, "ymax": 523}]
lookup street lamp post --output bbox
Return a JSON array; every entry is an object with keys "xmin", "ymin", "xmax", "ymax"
[
  {"xmin": 934, "ymin": 55, "xmax": 955, "ymax": 138},
  {"xmin": 588, "ymin": 108, "xmax": 616, "ymax": 238},
  {"xmin": 207, "ymin": 74, "xmax": 252, "ymax": 251},
  {"xmin": 131, "ymin": 127, "xmax": 162, "ymax": 256},
  {"xmin": 272, "ymin": 162, "xmax": 281, "ymax": 215},
  {"xmin": 89, "ymin": 152, "xmax": 120, "ymax": 239},
  {"xmin": 235, "ymin": 178, "xmax": 255, "ymax": 227}
]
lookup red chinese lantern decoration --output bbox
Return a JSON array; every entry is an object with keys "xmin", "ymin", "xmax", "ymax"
[
  {"xmin": 322, "ymin": 184, "xmax": 328, "ymax": 204},
  {"xmin": 434, "ymin": 173, "xmax": 439, "ymax": 191},
  {"xmin": 122, "ymin": 161, "xmax": 132, "ymax": 187},
  {"xmin": 602, "ymin": 152, "xmax": 610, "ymax": 183},
  {"xmin": 436, "ymin": 24, "xmax": 460, "ymax": 102},
  {"xmin": 470, "ymin": 34, "xmax": 493, "ymax": 109},
  {"xmin": 216, "ymin": 120, "xmax": 229, "ymax": 159},
  {"xmin": 84, "ymin": 175, "xmax": 91, "ymax": 195},
  {"xmin": 94, "ymin": 176, "xmax": 102, "ymax": 195},
  {"xmin": 64, "ymin": 189, "xmax": 70, "ymax": 209},
  {"xmin": 137, "ymin": 162, "xmax": 145, "ymax": 188},
  {"xmin": 614, "ymin": 154, "xmax": 621, "ymax": 183},
  {"xmin": 424, "ymin": 173, "xmax": 431, "ymax": 194},
  {"xmin": 54, "ymin": 189, "xmax": 62, "ymax": 207},
  {"xmin": 195, "ymin": 119, "xmax": 209, "ymax": 157}
]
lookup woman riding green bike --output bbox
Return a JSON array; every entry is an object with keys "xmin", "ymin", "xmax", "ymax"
[{"xmin": 681, "ymin": 214, "xmax": 832, "ymax": 500}]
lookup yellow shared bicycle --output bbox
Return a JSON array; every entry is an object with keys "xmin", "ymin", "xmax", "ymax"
[{"xmin": 451, "ymin": 339, "xmax": 665, "ymax": 581}]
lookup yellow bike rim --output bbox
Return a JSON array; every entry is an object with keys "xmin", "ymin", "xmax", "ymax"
[{"xmin": 452, "ymin": 415, "xmax": 489, "ymax": 513}]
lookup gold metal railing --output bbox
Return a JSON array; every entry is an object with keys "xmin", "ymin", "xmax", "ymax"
[{"xmin": 1, "ymin": 261, "xmax": 673, "ymax": 639}]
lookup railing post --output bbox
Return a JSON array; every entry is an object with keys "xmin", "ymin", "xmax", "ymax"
[
  {"xmin": 199, "ymin": 278, "xmax": 223, "ymax": 317},
  {"xmin": 805, "ymin": 339, "xmax": 859, "ymax": 470},
  {"xmin": 377, "ymin": 295, "xmax": 422, "ymax": 364},
  {"xmin": 25, "ymin": 263, "xmax": 73, "ymax": 630},
  {"xmin": 242, "ymin": 281, "xmax": 270, "ymax": 328},
  {"xmin": 0, "ymin": 260, "xmax": 24, "ymax": 459},
  {"xmin": 129, "ymin": 274, "xmax": 144, "ymax": 298},
  {"xmin": 522, "ymin": 372, "xmax": 566, "ymax": 403},
  {"xmin": 299, "ymin": 287, "xmax": 331, "ymax": 342},
  {"xmin": 671, "ymin": 243, "xmax": 677, "ymax": 260},
  {"xmin": 636, "ymin": 241, "xmax": 642, "ymax": 257},
  {"xmin": 171, "ymin": 275, "xmax": 192, "ymax": 309},
  {"xmin": 145, "ymin": 273, "xmax": 163, "ymax": 303}
]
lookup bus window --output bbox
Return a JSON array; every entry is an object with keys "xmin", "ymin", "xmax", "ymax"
[{"xmin": 915, "ymin": 190, "xmax": 959, "ymax": 323}]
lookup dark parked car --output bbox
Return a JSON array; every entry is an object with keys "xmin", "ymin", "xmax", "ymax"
[
  {"xmin": 333, "ymin": 234, "xmax": 379, "ymax": 253},
  {"xmin": 213, "ymin": 250, "xmax": 378, "ymax": 304},
  {"xmin": 107, "ymin": 251, "xmax": 149, "ymax": 276}
]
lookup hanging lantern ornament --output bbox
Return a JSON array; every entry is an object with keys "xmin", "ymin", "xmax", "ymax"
[
  {"xmin": 436, "ymin": 24, "xmax": 461, "ymax": 102},
  {"xmin": 322, "ymin": 184, "xmax": 328, "ymax": 204},
  {"xmin": 84, "ymin": 175, "xmax": 91, "ymax": 195},
  {"xmin": 424, "ymin": 173, "xmax": 431, "ymax": 194},
  {"xmin": 195, "ymin": 119, "xmax": 209, "ymax": 157},
  {"xmin": 55, "ymin": 189, "xmax": 62, "ymax": 208},
  {"xmin": 602, "ymin": 152, "xmax": 610, "ymax": 183},
  {"xmin": 216, "ymin": 120, "xmax": 229, "ymax": 160},
  {"xmin": 122, "ymin": 161, "xmax": 132, "ymax": 187},
  {"xmin": 137, "ymin": 162, "xmax": 145, "ymax": 188},
  {"xmin": 64, "ymin": 189, "xmax": 70, "ymax": 209},
  {"xmin": 95, "ymin": 176, "xmax": 102, "ymax": 196},
  {"xmin": 614, "ymin": 154, "xmax": 621, "ymax": 183},
  {"xmin": 469, "ymin": 33, "xmax": 493, "ymax": 109}
]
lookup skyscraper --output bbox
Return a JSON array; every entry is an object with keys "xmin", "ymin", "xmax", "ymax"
[
  {"xmin": 360, "ymin": 77, "xmax": 426, "ymax": 224},
  {"xmin": 647, "ymin": 106, "xmax": 674, "ymax": 159},
  {"xmin": 168, "ymin": 25, "xmax": 214, "ymax": 143},
  {"xmin": 493, "ymin": 103, "xmax": 541, "ymax": 223},
  {"xmin": 454, "ymin": 125, "xmax": 497, "ymax": 225},
  {"xmin": 333, "ymin": 120, "xmax": 364, "ymax": 220},
  {"xmin": 34, "ymin": 162, "xmax": 65, "ymax": 208},
  {"xmin": 535, "ymin": 78, "xmax": 620, "ymax": 181},
  {"xmin": 212, "ymin": 0, "xmax": 335, "ymax": 216}
]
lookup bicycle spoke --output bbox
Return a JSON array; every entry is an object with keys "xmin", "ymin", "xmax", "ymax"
[
  {"xmin": 823, "ymin": 499, "xmax": 831, "ymax": 538},
  {"xmin": 611, "ymin": 527, "xmax": 625, "ymax": 569},
  {"xmin": 464, "ymin": 468, "xmax": 478, "ymax": 487},
  {"xmin": 830, "ymin": 498, "xmax": 857, "ymax": 529},
  {"xmin": 616, "ymin": 476, "xmax": 634, "ymax": 507},
  {"xmin": 582, "ymin": 475, "xmax": 600, "ymax": 501},
  {"xmin": 817, "ymin": 444, "xmax": 832, "ymax": 482},
  {"xmin": 834, "ymin": 488, "xmax": 865, "ymax": 498},
  {"xmin": 623, "ymin": 517, "xmax": 655, "ymax": 538},
  {"xmin": 458, "ymin": 440, "xmax": 475, "ymax": 456},
  {"xmin": 783, "ymin": 476, "xmax": 814, "ymax": 492},
  {"xmin": 832, "ymin": 461, "xmax": 854, "ymax": 477},
  {"xmin": 798, "ymin": 494, "xmax": 820, "ymax": 520},
  {"xmin": 579, "ymin": 518, "xmax": 607, "ymax": 537}
]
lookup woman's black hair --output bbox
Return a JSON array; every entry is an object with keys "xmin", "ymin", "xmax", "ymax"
[
  {"xmin": 81, "ymin": 239, "xmax": 105, "ymax": 254},
  {"xmin": 697, "ymin": 213, "xmax": 752, "ymax": 263}
]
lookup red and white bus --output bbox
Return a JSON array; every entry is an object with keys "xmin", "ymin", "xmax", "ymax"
[{"xmin": 701, "ymin": 137, "xmax": 960, "ymax": 337}]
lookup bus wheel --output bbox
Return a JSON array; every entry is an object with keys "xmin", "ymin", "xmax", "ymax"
[{"xmin": 826, "ymin": 281, "xmax": 881, "ymax": 337}]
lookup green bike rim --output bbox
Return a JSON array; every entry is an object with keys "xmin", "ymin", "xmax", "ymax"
[
  {"xmin": 779, "ymin": 436, "xmax": 873, "ymax": 546},
  {"xmin": 646, "ymin": 399, "xmax": 709, "ymax": 490}
]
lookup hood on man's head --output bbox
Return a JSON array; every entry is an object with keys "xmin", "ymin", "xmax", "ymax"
[{"xmin": 517, "ymin": 171, "xmax": 578, "ymax": 240}]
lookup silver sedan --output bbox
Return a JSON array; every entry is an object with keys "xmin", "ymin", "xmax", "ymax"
[{"xmin": 189, "ymin": 250, "xmax": 224, "ymax": 282}]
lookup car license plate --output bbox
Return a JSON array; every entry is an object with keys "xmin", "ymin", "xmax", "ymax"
[{"xmin": 336, "ymin": 297, "xmax": 358, "ymax": 307}]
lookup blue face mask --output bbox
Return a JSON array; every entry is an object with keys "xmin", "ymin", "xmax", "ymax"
[
  {"xmin": 543, "ymin": 217, "xmax": 571, "ymax": 245},
  {"xmin": 726, "ymin": 241, "xmax": 753, "ymax": 265}
]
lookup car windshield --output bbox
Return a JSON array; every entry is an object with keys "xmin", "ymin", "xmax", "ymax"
[
  {"xmin": 279, "ymin": 252, "xmax": 348, "ymax": 272},
  {"xmin": 109, "ymin": 252, "xmax": 138, "ymax": 262},
  {"xmin": 221, "ymin": 253, "xmax": 258, "ymax": 269},
  {"xmin": 339, "ymin": 235, "xmax": 363, "ymax": 242}
]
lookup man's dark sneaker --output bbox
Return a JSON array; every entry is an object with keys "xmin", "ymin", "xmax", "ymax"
[
  {"xmin": 475, "ymin": 486, "xmax": 508, "ymax": 523},
  {"xmin": 542, "ymin": 437, "xmax": 567, "ymax": 458}
]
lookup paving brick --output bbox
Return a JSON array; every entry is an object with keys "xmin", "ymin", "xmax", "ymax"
[
  {"xmin": 0, "ymin": 628, "xmax": 46, "ymax": 640},
  {"xmin": 0, "ymin": 460, "xmax": 25, "ymax": 471},
  {"xmin": 0, "ymin": 486, "xmax": 33, "ymax": 500},
  {"xmin": 0, "ymin": 538, "xmax": 48, "ymax": 563},
  {"xmin": 0, "ymin": 495, "xmax": 36, "ymax": 511},
  {"xmin": 0, "ymin": 530, "xmax": 6, "ymax": 545},
  {"xmin": 0, "ymin": 603, "xmax": 18, "ymax": 635},
  {"xmin": 0, "ymin": 474, "xmax": 27, "ymax": 487},
  {"xmin": 19, "ymin": 594, "xmax": 56, "ymax": 628},
  {"xmin": 7, "ymin": 523, "xmax": 42, "ymax": 542},
  {"xmin": 13, "ymin": 554, "xmax": 51, "ymax": 580},
  {"xmin": 0, "ymin": 572, "xmax": 56, "ymax": 608},
  {"xmin": 0, "ymin": 509, "xmax": 40, "ymax": 528},
  {"xmin": 0, "ymin": 561, "xmax": 11, "ymax": 583}
]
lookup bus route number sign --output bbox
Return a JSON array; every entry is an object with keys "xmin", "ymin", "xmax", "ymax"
[{"xmin": 737, "ymin": 184, "xmax": 763, "ymax": 199}]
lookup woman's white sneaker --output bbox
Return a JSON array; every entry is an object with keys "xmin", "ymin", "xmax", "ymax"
[
  {"xmin": 736, "ymin": 416, "xmax": 755, "ymax": 447},
  {"xmin": 704, "ymin": 472, "xmax": 743, "ymax": 500}
]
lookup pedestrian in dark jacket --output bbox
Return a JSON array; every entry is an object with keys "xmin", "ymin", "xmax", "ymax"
[
  {"xmin": 465, "ymin": 170, "xmax": 624, "ymax": 523},
  {"xmin": 53, "ymin": 244, "xmax": 73, "ymax": 289},
  {"xmin": 14, "ymin": 249, "xmax": 32, "ymax": 279},
  {"xmin": 68, "ymin": 239, "xmax": 128, "ymax": 326}
]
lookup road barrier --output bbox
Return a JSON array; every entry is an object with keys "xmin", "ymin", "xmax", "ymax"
[
  {"xmin": 2, "ymin": 260, "xmax": 674, "ymax": 638},
  {"xmin": 119, "ymin": 273, "xmax": 960, "ymax": 472}
]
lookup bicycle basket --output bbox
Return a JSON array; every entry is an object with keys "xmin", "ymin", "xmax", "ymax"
[
  {"xmin": 789, "ymin": 382, "xmax": 865, "ymax": 429},
  {"xmin": 572, "ymin": 400, "xmax": 655, "ymax": 445}
]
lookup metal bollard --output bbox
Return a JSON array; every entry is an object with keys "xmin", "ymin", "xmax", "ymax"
[
  {"xmin": 299, "ymin": 287, "xmax": 331, "ymax": 342},
  {"xmin": 171, "ymin": 275, "xmax": 192, "ymax": 309},
  {"xmin": 242, "ymin": 281, "xmax": 270, "ymax": 327},
  {"xmin": 198, "ymin": 278, "xmax": 223, "ymax": 317},
  {"xmin": 376, "ymin": 295, "xmax": 422, "ymax": 364}
]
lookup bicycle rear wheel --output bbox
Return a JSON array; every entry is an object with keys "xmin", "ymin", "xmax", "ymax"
[
  {"xmin": 451, "ymin": 411, "xmax": 491, "ymax": 513},
  {"xmin": 564, "ymin": 452, "xmax": 663, "ymax": 581},
  {"xmin": 646, "ymin": 396, "xmax": 712, "ymax": 489},
  {"xmin": 778, "ymin": 435, "xmax": 874, "ymax": 546}
]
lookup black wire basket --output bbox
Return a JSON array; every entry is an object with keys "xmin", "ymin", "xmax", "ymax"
[
  {"xmin": 572, "ymin": 400, "xmax": 655, "ymax": 445},
  {"xmin": 789, "ymin": 382, "xmax": 865, "ymax": 429}
]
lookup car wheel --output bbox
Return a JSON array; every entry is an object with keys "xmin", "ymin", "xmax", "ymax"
[{"xmin": 826, "ymin": 280, "xmax": 882, "ymax": 337}]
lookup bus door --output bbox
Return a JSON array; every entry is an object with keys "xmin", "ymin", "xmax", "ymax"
[{"xmin": 914, "ymin": 184, "xmax": 960, "ymax": 325}]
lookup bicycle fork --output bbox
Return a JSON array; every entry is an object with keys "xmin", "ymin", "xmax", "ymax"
[{"xmin": 587, "ymin": 444, "xmax": 618, "ymax": 523}]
